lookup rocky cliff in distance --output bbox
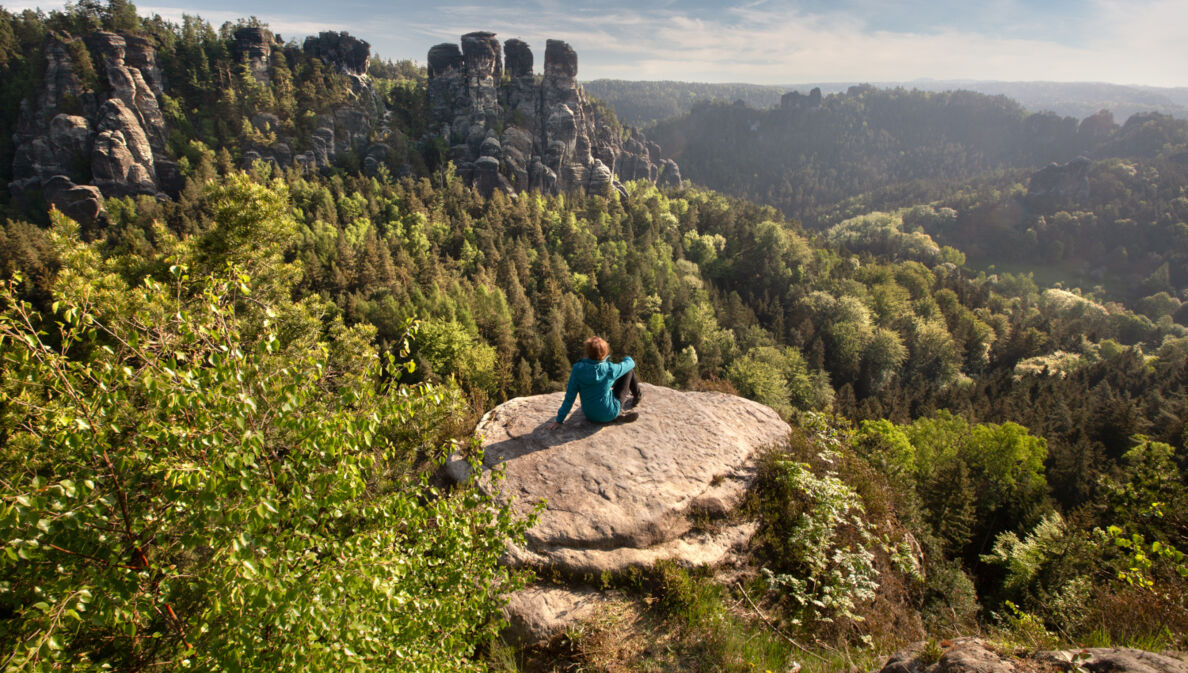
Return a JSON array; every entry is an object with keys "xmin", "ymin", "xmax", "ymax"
[
  {"xmin": 8, "ymin": 27, "xmax": 396, "ymax": 227},
  {"xmin": 236, "ymin": 30, "xmax": 395, "ymax": 176},
  {"xmin": 427, "ymin": 32, "xmax": 680, "ymax": 198},
  {"xmin": 8, "ymin": 31, "xmax": 181, "ymax": 225}
]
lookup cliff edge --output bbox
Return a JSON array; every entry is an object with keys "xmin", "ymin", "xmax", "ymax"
[{"xmin": 446, "ymin": 382, "xmax": 789, "ymax": 643}]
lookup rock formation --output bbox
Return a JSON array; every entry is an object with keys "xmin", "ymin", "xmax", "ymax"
[
  {"xmin": 781, "ymin": 87, "xmax": 823, "ymax": 110},
  {"xmin": 877, "ymin": 638, "xmax": 1188, "ymax": 673},
  {"xmin": 303, "ymin": 31, "xmax": 370, "ymax": 77},
  {"xmin": 242, "ymin": 32, "xmax": 393, "ymax": 175},
  {"xmin": 1026, "ymin": 156, "xmax": 1091, "ymax": 212},
  {"xmin": 446, "ymin": 383, "xmax": 790, "ymax": 643},
  {"xmin": 427, "ymin": 32, "xmax": 679, "ymax": 197},
  {"xmin": 232, "ymin": 27, "xmax": 274, "ymax": 84},
  {"xmin": 9, "ymin": 31, "xmax": 180, "ymax": 226}
]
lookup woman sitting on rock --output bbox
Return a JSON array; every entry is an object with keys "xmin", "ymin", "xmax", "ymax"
[{"xmin": 547, "ymin": 336, "xmax": 642, "ymax": 428}]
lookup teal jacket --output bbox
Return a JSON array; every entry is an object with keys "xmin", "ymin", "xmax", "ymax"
[{"xmin": 555, "ymin": 356, "xmax": 635, "ymax": 423}]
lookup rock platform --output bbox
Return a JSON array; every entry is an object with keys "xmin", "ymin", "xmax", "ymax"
[{"xmin": 446, "ymin": 382, "xmax": 790, "ymax": 642}]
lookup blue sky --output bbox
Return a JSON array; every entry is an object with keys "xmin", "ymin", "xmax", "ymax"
[{"xmin": 8, "ymin": 0, "xmax": 1187, "ymax": 86}]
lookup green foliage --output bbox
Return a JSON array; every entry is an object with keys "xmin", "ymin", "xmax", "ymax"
[
  {"xmin": 0, "ymin": 260, "xmax": 526, "ymax": 671},
  {"xmin": 415, "ymin": 318, "xmax": 500, "ymax": 396},
  {"xmin": 0, "ymin": 192, "xmax": 529, "ymax": 670},
  {"xmin": 983, "ymin": 513, "xmax": 1077, "ymax": 600},
  {"xmin": 760, "ymin": 456, "xmax": 880, "ymax": 625},
  {"xmin": 755, "ymin": 439, "xmax": 882, "ymax": 626},
  {"xmin": 582, "ymin": 79, "xmax": 787, "ymax": 127},
  {"xmin": 727, "ymin": 345, "xmax": 831, "ymax": 417},
  {"xmin": 642, "ymin": 563, "xmax": 797, "ymax": 673},
  {"xmin": 996, "ymin": 601, "xmax": 1059, "ymax": 651},
  {"xmin": 648, "ymin": 86, "xmax": 1177, "ymax": 226}
]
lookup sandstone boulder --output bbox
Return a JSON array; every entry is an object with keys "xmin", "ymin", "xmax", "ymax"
[
  {"xmin": 448, "ymin": 383, "xmax": 788, "ymax": 577},
  {"xmin": 504, "ymin": 586, "xmax": 608, "ymax": 645},
  {"xmin": 1038, "ymin": 648, "xmax": 1188, "ymax": 673},
  {"xmin": 876, "ymin": 639, "xmax": 1188, "ymax": 673},
  {"xmin": 449, "ymin": 383, "xmax": 788, "ymax": 643},
  {"xmin": 123, "ymin": 35, "xmax": 163, "ymax": 96},
  {"xmin": 544, "ymin": 38, "xmax": 578, "ymax": 79},
  {"xmin": 504, "ymin": 38, "xmax": 533, "ymax": 78},
  {"xmin": 44, "ymin": 175, "xmax": 105, "ymax": 226},
  {"xmin": 92, "ymin": 99, "xmax": 157, "ymax": 196},
  {"xmin": 657, "ymin": 158, "xmax": 683, "ymax": 187},
  {"xmin": 303, "ymin": 31, "xmax": 371, "ymax": 76}
]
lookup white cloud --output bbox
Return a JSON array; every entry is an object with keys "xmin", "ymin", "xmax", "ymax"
[
  {"xmin": 135, "ymin": 5, "xmax": 349, "ymax": 37},
  {"xmin": 395, "ymin": 0, "xmax": 1188, "ymax": 86},
  {"xmin": 5, "ymin": 0, "xmax": 1186, "ymax": 86}
]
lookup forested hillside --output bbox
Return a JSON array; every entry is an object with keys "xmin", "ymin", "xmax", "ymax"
[
  {"xmin": 582, "ymin": 79, "xmax": 786, "ymax": 126},
  {"xmin": 583, "ymin": 79, "xmax": 1188, "ymax": 128},
  {"xmin": 1, "ymin": 3, "xmax": 1186, "ymax": 671},
  {"xmin": 820, "ymin": 157, "xmax": 1188, "ymax": 310},
  {"xmin": 649, "ymin": 87, "xmax": 1188, "ymax": 227}
]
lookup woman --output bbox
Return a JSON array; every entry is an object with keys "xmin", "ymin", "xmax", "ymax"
[{"xmin": 547, "ymin": 336, "xmax": 642, "ymax": 428}]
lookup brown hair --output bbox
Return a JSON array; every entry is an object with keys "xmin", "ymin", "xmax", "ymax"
[{"xmin": 584, "ymin": 336, "xmax": 610, "ymax": 361}]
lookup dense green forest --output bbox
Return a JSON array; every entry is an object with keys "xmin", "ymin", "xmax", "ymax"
[
  {"xmin": 894, "ymin": 80, "xmax": 1188, "ymax": 124},
  {"xmin": 582, "ymin": 79, "xmax": 787, "ymax": 126},
  {"xmin": 648, "ymin": 87, "xmax": 1188, "ymax": 227},
  {"xmin": 817, "ymin": 157, "xmax": 1188, "ymax": 312},
  {"xmin": 1, "ymin": 3, "xmax": 1186, "ymax": 671},
  {"xmin": 583, "ymin": 79, "xmax": 1188, "ymax": 128}
]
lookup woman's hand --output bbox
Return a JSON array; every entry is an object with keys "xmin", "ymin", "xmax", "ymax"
[{"xmin": 545, "ymin": 420, "xmax": 562, "ymax": 430}]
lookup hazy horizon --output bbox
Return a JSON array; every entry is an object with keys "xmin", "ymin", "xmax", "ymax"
[{"xmin": 5, "ymin": 0, "xmax": 1187, "ymax": 88}]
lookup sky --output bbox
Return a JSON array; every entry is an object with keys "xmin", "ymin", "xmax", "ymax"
[{"xmin": 6, "ymin": 0, "xmax": 1188, "ymax": 87}]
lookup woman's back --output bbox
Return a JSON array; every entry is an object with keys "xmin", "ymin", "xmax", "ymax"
[{"xmin": 551, "ymin": 337, "xmax": 641, "ymax": 427}]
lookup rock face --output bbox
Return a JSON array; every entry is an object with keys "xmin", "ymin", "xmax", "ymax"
[
  {"xmin": 1026, "ymin": 156, "xmax": 1091, "ymax": 212},
  {"xmin": 232, "ymin": 27, "xmax": 274, "ymax": 83},
  {"xmin": 243, "ymin": 32, "xmax": 392, "ymax": 175},
  {"xmin": 876, "ymin": 638, "xmax": 1188, "ymax": 673},
  {"xmin": 9, "ymin": 31, "xmax": 180, "ymax": 225},
  {"xmin": 427, "ymin": 33, "xmax": 678, "ymax": 197},
  {"xmin": 447, "ymin": 382, "xmax": 789, "ymax": 643},
  {"xmin": 303, "ymin": 31, "xmax": 370, "ymax": 76}
]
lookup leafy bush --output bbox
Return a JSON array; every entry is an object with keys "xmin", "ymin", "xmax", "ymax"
[
  {"xmin": 755, "ymin": 445, "xmax": 880, "ymax": 625},
  {"xmin": 0, "ymin": 255, "xmax": 526, "ymax": 670}
]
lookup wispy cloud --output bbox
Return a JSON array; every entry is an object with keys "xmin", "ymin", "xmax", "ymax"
[
  {"xmin": 136, "ymin": 6, "xmax": 350, "ymax": 38},
  {"xmin": 5, "ymin": 0, "xmax": 1186, "ymax": 86}
]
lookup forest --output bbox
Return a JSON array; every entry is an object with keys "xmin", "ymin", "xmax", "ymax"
[
  {"xmin": 648, "ymin": 87, "xmax": 1188, "ymax": 227},
  {"xmin": 581, "ymin": 79, "xmax": 787, "ymax": 126},
  {"xmin": 1, "ymin": 2, "xmax": 1186, "ymax": 671}
]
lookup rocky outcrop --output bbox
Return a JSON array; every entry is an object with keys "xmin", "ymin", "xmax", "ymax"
[
  {"xmin": 781, "ymin": 87, "xmax": 823, "ymax": 110},
  {"xmin": 427, "ymin": 33, "xmax": 677, "ymax": 197},
  {"xmin": 303, "ymin": 31, "xmax": 370, "ymax": 76},
  {"xmin": 446, "ymin": 382, "xmax": 789, "ymax": 642},
  {"xmin": 123, "ymin": 35, "xmax": 163, "ymax": 96},
  {"xmin": 1026, "ymin": 156, "xmax": 1091, "ymax": 212},
  {"xmin": 9, "ymin": 31, "xmax": 181, "ymax": 225},
  {"xmin": 876, "ymin": 638, "xmax": 1188, "ymax": 673},
  {"xmin": 92, "ymin": 98, "xmax": 158, "ymax": 196},
  {"xmin": 232, "ymin": 26, "xmax": 273, "ymax": 84},
  {"xmin": 43, "ymin": 175, "xmax": 105, "ymax": 226},
  {"xmin": 241, "ymin": 32, "xmax": 391, "ymax": 175}
]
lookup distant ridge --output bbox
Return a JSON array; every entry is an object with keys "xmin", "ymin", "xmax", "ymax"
[{"xmin": 584, "ymin": 78, "xmax": 1188, "ymax": 126}]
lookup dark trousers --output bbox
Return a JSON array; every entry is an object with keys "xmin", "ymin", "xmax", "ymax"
[{"xmin": 612, "ymin": 368, "xmax": 641, "ymax": 407}]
